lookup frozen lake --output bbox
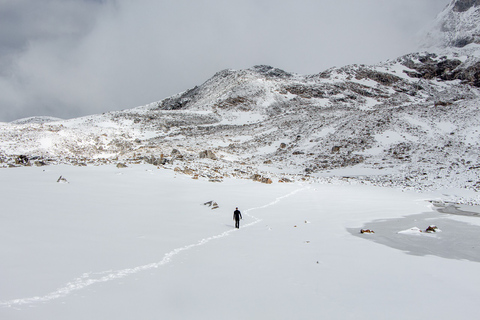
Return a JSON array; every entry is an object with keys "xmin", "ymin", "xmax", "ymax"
[{"xmin": 1, "ymin": 165, "xmax": 480, "ymax": 320}]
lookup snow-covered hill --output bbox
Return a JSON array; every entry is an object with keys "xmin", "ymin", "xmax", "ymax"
[{"xmin": 1, "ymin": 0, "xmax": 480, "ymax": 204}]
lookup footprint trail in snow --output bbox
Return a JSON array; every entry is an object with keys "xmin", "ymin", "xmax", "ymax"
[{"xmin": 0, "ymin": 187, "xmax": 306, "ymax": 308}]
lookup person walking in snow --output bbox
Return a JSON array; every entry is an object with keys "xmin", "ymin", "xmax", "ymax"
[{"xmin": 233, "ymin": 207, "xmax": 242, "ymax": 229}]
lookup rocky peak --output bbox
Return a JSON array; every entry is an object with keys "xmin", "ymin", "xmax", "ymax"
[
  {"xmin": 423, "ymin": 0, "xmax": 480, "ymax": 49},
  {"xmin": 453, "ymin": 0, "xmax": 480, "ymax": 12},
  {"xmin": 249, "ymin": 65, "xmax": 293, "ymax": 79}
]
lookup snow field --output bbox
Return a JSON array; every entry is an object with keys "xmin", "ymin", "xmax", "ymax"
[{"xmin": 1, "ymin": 165, "xmax": 480, "ymax": 320}]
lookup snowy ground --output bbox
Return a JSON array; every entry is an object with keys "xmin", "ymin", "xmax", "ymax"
[{"xmin": 1, "ymin": 165, "xmax": 480, "ymax": 320}]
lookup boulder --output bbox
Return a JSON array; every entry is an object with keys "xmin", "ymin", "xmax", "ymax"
[
  {"xmin": 360, "ymin": 229, "xmax": 375, "ymax": 234},
  {"xmin": 199, "ymin": 150, "xmax": 217, "ymax": 160},
  {"xmin": 251, "ymin": 174, "xmax": 262, "ymax": 182},
  {"xmin": 331, "ymin": 146, "xmax": 341, "ymax": 153},
  {"xmin": 15, "ymin": 155, "xmax": 30, "ymax": 166},
  {"xmin": 262, "ymin": 177, "xmax": 273, "ymax": 184},
  {"xmin": 171, "ymin": 149, "xmax": 183, "ymax": 159},
  {"xmin": 183, "ymin": 168, "xmax": 194, "ymax": 175},
  {"xmin": 34, "ymin": 160, "xmax": 47, "ymax": 167},
  {"xmin": 251, "ymin": 174, "xmax": 273, "ymax": 184},
  {"xmin": 203, "ymin": 200, "xmax": 219, "ymax": 209}
]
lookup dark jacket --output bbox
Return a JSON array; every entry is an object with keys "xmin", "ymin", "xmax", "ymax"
[{"xmin": 233, "ymin": 209, "xmax": 242, "ymax": 221}]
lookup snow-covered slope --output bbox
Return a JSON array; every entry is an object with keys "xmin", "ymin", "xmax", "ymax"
[
  {"xmin": 1, "ymin": 1, "xmax": 480, "ymax": 204},
  {"xmin": 2, "ymin": 58, "xmax": 479, "ymax": 201}
]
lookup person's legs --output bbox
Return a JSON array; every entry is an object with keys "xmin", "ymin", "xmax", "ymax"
[{"xmin": 235, "ymin": 219, "xmax": 239, "ymax": 228}]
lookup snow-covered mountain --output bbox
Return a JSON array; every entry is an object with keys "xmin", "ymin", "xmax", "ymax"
[
  {"xmin": 424, "ymin": 0, "xmax": 480, "ymax": 49},
  {"xmin": 1, "ymin": 0, "xmax": 480, "ymax": 204}
]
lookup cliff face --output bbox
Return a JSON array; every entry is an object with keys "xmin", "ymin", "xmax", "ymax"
[{"xmin": 453, "ymin": 0, "xmax": 480, "ymax": 12}]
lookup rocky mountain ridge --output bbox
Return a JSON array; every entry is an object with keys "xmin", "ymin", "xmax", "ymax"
[
  {"xmin": 1, "ymin": 0, "xmax": 480, "ymax": 204},
  {"xmin": 424, "ymin": 0, "xmax": 480, "ymax": 48}
]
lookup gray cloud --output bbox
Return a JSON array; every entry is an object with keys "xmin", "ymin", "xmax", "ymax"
[
  {"xmin": 0, "ymin": 0, "xmax": 102, "ymax": 67},
  {"xmin": 0, "ymin": 0, "xmax": 451, "ymax": 122}
]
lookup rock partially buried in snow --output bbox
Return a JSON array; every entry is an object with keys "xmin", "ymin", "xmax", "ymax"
[
  {"xmin": 360, "ymin": 229, "xmax": 375, "ymax": 234},
  {"xmin": 425, "ymin": 225, "xmax": 440, "ymax": 233},
  {"xmin": 251, "ymin": 174, "xmax": 273, "ymax": 184},
  {"xmin": 203, "ymin": 201, "xmax": 219, "ymax": 209},
  {"xmin": 56, "ymin": 175, "xmax": 68, "ymax": 183}
]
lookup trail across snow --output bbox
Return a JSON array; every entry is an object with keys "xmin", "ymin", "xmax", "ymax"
[{"xmin": 0, "ymin": 187, "xmax": 306, "ymax": 308}]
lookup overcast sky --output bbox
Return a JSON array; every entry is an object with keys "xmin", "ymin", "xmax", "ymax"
[{"xmin": 0, "ymin": 0, "xmax": 451, "ymax": 122}]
